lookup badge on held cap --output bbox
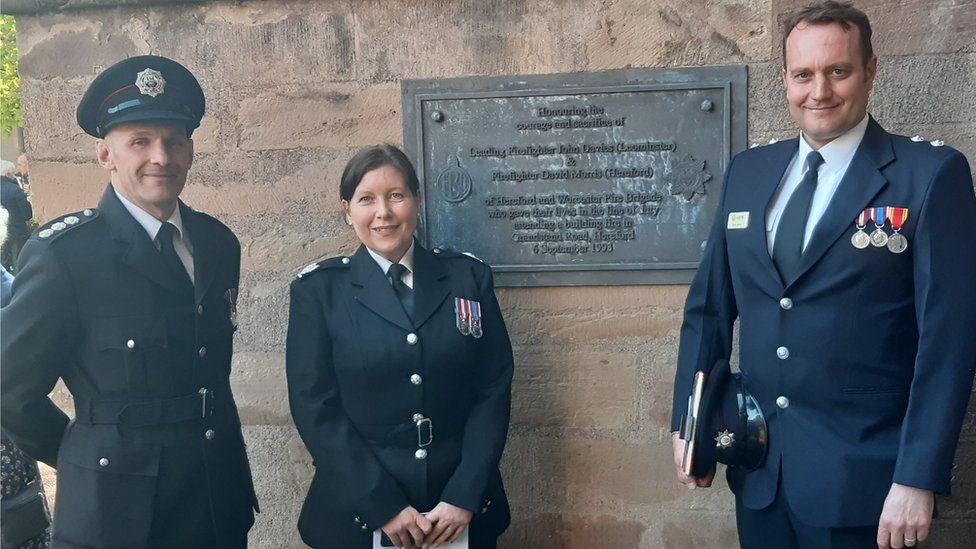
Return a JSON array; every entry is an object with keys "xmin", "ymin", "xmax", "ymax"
[{"xmin": 135, "ymin": 68, "xmax": 166, "ymax": 97}]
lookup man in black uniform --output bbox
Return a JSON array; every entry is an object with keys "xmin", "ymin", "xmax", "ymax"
[{"xmin": 0, "ymin": 55, "xmax": 258, "ymax": 548}]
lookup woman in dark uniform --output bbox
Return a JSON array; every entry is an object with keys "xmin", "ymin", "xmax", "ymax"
[{"xmin": 287, "ymin": 145, "xmax": 514, "ymax": 549}]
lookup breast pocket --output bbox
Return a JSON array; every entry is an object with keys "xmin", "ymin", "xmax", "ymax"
[
  {"xmin": 90, "ymin": 317, "xmax": 169, "ymax": 396},
  {"xmin": 53, "ymin": 423, "xmax": 160, "ymax": 547}
]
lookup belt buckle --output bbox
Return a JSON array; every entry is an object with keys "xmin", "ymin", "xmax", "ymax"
[
  {"xmin": 198, "ymin": 388, "xmax": 213, "ymax": 418},
  {"xmin": 416, "ymin": 418, "xmax": 433, "ymax": 448}
]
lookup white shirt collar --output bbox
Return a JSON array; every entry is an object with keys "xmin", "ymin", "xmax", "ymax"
[
  {"xmin": 798, "ymin": 113, "xmax": 869, "ymax": 174},
  {"xmin": 366, "ymin": 240, "xmax": 415, "ymax": 277},
  {"xmin": 113, "ymin": 187, "xmax": 187, "ymax": 242}
]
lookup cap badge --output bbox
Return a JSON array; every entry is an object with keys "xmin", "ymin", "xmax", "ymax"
[
  {"xmin": 714, "ymin": 429, "xmax": 735, "ymax": 449},
  {"xmin": 135, "ymin": 68, "xmax": 166, "ymax": 98}
]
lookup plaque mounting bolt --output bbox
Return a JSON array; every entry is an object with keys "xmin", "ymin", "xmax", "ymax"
[
  {"xmin": 431, "ymin": 110, "xmax": 444, "ymax": 122},
  {"xmin": 700, "ymin": 100, "xmax": 714, "ymax": 112}
]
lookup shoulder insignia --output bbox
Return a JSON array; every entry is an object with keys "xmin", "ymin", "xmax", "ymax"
[
  {"xmin": 296, "ymin": 256, "xmax": 351, "ymax": 279},
  {"xmin": 430, "ymin": 247, "xmax": 484, "ymax": 263},
  {"xmin": 35, "ymin": 208, "xmax": 99, "ymax": 242}
]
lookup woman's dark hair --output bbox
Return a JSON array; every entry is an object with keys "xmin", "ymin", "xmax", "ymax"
[
  {"xmin": 782, "ymin": 1, "xmax": 873, "ymax": 67},
  {"xmin": 339, "ymin": 144, "xmax": 420, "ymax": 201}
]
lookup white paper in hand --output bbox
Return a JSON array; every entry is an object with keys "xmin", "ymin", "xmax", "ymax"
[{"xmin": 372, "ymin": 527, "xmax": 469, "ymax": 549}]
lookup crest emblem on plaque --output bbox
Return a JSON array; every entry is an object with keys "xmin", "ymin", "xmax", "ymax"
[
  {"xmin": 436, "ymin": 156, "xmax": 473, "ymax": 203},
  {"xmin": 135, "ymin": 68, "xmax": 166, "ymax": 97},
  {"xmin": 665, "ymin": 154, "xmax": 712, "ymax": 200}
]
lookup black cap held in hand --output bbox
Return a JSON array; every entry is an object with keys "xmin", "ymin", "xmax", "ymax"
[{"xmin": 76, "ymin": 55, "xmax": 205, "ymax": 138}]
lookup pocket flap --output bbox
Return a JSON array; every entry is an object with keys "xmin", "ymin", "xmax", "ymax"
[
  {"xmin": 91, "ymin": 317, "xmax": 168, "ymax": 351},
  {"xmin": 59, "ymin": 427, "xmax": 160, "ymax": 476}
]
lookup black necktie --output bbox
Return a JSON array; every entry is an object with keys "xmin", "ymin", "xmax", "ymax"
[
  {"xmin": 773, "ymin": 151, "xmax": 825, "ymax": 280},
  {"xmin": 156, "ymin": 222, "xmax": 193, "ymax": 291},
  {"xmin": 387, "ymin": 263, "xmax": 414, "ymax": 319}
]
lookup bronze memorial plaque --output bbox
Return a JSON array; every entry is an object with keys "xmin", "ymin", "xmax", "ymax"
[{"xmin": 402, "ymin": 67, "xmax": 747, "ymax": 286}]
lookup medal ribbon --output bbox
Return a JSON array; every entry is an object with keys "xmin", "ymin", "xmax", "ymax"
[
  {"xmin": 454, "ymin": 297, "xmax": 467, "ymax": 329},
  {"xmin": 873, "ymin": 206, "xmax": 887, "ymax": 227},
  {"xmin": 472, "ymin": 301, "xmax": 481, "ymax": 327},
  {"xmin": 856, "ymin": 209, "xmax": 868, "ymax": 227},
  {"xmin": 887, "ymin": 207, "xmax": 908, "ymax": 230}
]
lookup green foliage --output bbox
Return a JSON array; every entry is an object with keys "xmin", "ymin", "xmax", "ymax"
[{"xmin": 0, "ymin": 16, "xmax": 22, "ymax": 138}]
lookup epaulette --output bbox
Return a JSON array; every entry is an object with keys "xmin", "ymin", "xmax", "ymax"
[
  {"xmin": 34, "ymin": 208, "xmax": 99, "ymax": 243},
  {"xmin": 430, "ymin": 247, "xmax": 483, "ymax": 263},
  {"xmin": 748, "ymin": 137, "xmax": 789, "ymax": 150},
  {"xmin": 909, "ymin": 135, "xmax": 946, "ymax": 147},
  {"xmin": 296, "ymin": 255, "xmax": 351, "ymax": 279}
]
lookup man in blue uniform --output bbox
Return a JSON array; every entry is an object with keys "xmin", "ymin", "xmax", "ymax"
[
  {"xmin": 671, "ymin": 2, "xmax": 976, "ymax": 548},
  {"xmin": 1, "ymin": 56, "xmax": 258, "ymax": 548}
]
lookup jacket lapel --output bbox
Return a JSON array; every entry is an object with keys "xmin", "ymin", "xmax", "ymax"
[
  {"xmin": 755, "ymin": 139, "xmax": 801, "ymax": 288},
  {"xmin": 99, "ymin": 186, "xmax": 188, "ymax": 296},
  {"xmin": 180, "ymin": 203, "xmax": 219, "ymax": 306},
  {"xmin": 411, "ymin": 244, "xmax": 450, "ymax": 329},
  {"xmin": 349, "ymin": 245, "xmax": 413, "ymax": 331},
  {"xmin": 787, "ymin": 118, "xmax": 893, "ymax": 287}
]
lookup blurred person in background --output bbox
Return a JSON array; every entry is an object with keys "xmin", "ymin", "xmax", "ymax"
[{"xmin": 0, "ymin": 160, "xmax": 32, "ymax": 272}]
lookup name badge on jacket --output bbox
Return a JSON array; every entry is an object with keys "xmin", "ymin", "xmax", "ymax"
[
  {"xmin": 727, "ymin": 212, "xmax": 749, "ymax": 230},
  {"xmin": 454, "ymin": 297, "xmax": 483, "ymax": 338}
]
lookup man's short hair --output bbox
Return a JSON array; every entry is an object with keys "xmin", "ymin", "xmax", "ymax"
[
  {"xmin": 0, "ymin": 160, "xmax": 15, "ymax": 178},
  {"xmin": 782, "ymin": 1, "xmax": 874, "ymax": 67}
]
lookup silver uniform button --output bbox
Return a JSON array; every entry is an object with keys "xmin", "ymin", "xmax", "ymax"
[
  {"xmin": 776, "ymin": 346, "xmax": 789, "ymax": 359},
  {"xmin": 341, "ymin": 257, "xmax": 350, "ymax": 264},
  {"xmin": 198, "ymin": 347, "xmax": 207, "ymax": 357},
  {"xmin": 432, "ymin": 248, "xmax": 441, "ymax": 254},
  {"xmin": 197, "ymin": 305, "xmax": 204, "ymax": 316},
  {"xmin": 412, "ymin": 413, "xmax": 424, "ymax": 422},
  {"xmin": 83, "ymin": 209, "xmax": 94, "ymax": 217},
  {"xmin": 406, "ymin": 333, "xmax": 418, "ymax": 345},
  {"xmin": 204, "ymin": 429, "xmax": 215, "ymax": 440},
  {"xmin": 415, "ymin": 448, "xmax": 428, "ymax": 460},
  {"xmin": 410, "ymin": 374, "xmax": 422, "ymax": 385},
  {"xmin": 779, "ymin": 298, "xmax": 793, "ymax": 310},
  {"xmin": 126, "ymin": 339, "xmax": 136, "ymax": 349},
  {"xmin": 776, "ymin": 396, "xmax": 789, "ymax": 409},
  {"xmin": 98, "ymin": 457, "xmax": 109, "ymax": 467}
]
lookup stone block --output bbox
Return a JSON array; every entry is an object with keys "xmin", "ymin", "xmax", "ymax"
[
  {"xmin": 231, "ymin": 351, "xmax": 291, "ymax": 426},
  {"xmin": 773, "ymin": 0, "xmax": 976, "ymax": 57},
  {"xmin": 512, "ymin": 347, "xmax": 640, "ymax": 430},
  {"xmin": 235, "ymin": 83, "xmax": 402, "ymax": 151},
  {"xmin": 27, "ymin": 161, "xmax": 107, "ymax": 222},
  {"xmin": 351, "ymin": 0, "xmax": 588, "ymax": 80},
  {"xmin": 584, "ymin": 0, "xmax": 772, "ymax": 70}
]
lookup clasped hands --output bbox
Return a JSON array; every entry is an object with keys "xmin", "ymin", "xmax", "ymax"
[{"xmin": 381, "ymin": 501, "xmax": 472, "ymax": 548}]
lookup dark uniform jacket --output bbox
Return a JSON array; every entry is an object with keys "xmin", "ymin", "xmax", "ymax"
[
  {"xmin": 672, "ymin": 118, "xmax": 976, "ymax": 528},
  {"xmin": 287, "ymin": 243, "xmax": 513, "ymax": 549},
  {"xmin": 0, "ymin": 187, "xmax": 258, "ymax": 548}
]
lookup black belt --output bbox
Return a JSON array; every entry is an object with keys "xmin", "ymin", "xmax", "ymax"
[
  {"xmin": 357, "ymin": 417, "xmax": 463, "ymax": 449},
  {"xmin": 75, "ymin": 388, "xmax": 215, "ymax": 427}
]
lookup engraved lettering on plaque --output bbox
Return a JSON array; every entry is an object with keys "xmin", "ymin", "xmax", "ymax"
[{"xmin": 403, "ymin": 67, "xmax": 747, "ymax": 286}]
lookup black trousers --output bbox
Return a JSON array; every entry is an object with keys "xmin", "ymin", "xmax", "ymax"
[{"xmin": 735, "ymin": 483, "xmax": 877, "ymax": 549}]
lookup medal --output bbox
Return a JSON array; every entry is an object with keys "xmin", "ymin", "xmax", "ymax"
[
  {"xmin": 470, "ymin": 300, "xmax": 483, "ymax": 338},
  {"xmin": 886, "ymin": 207, "xmax": 909, "ymax": 254},
  {"xmin": 869, "ymin": 206, "xmax": 888, "ymax": 247},
  {"xmin": 453, "ymin": 298, "xmax": 483, "ymax": 337},
  {"xmin": 454, "ymin": 297, "xmax": 471, "ymax": 335},
  {"xmin": 851, "ymin": 208, "xmax": 870, "ymax": 249}
]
